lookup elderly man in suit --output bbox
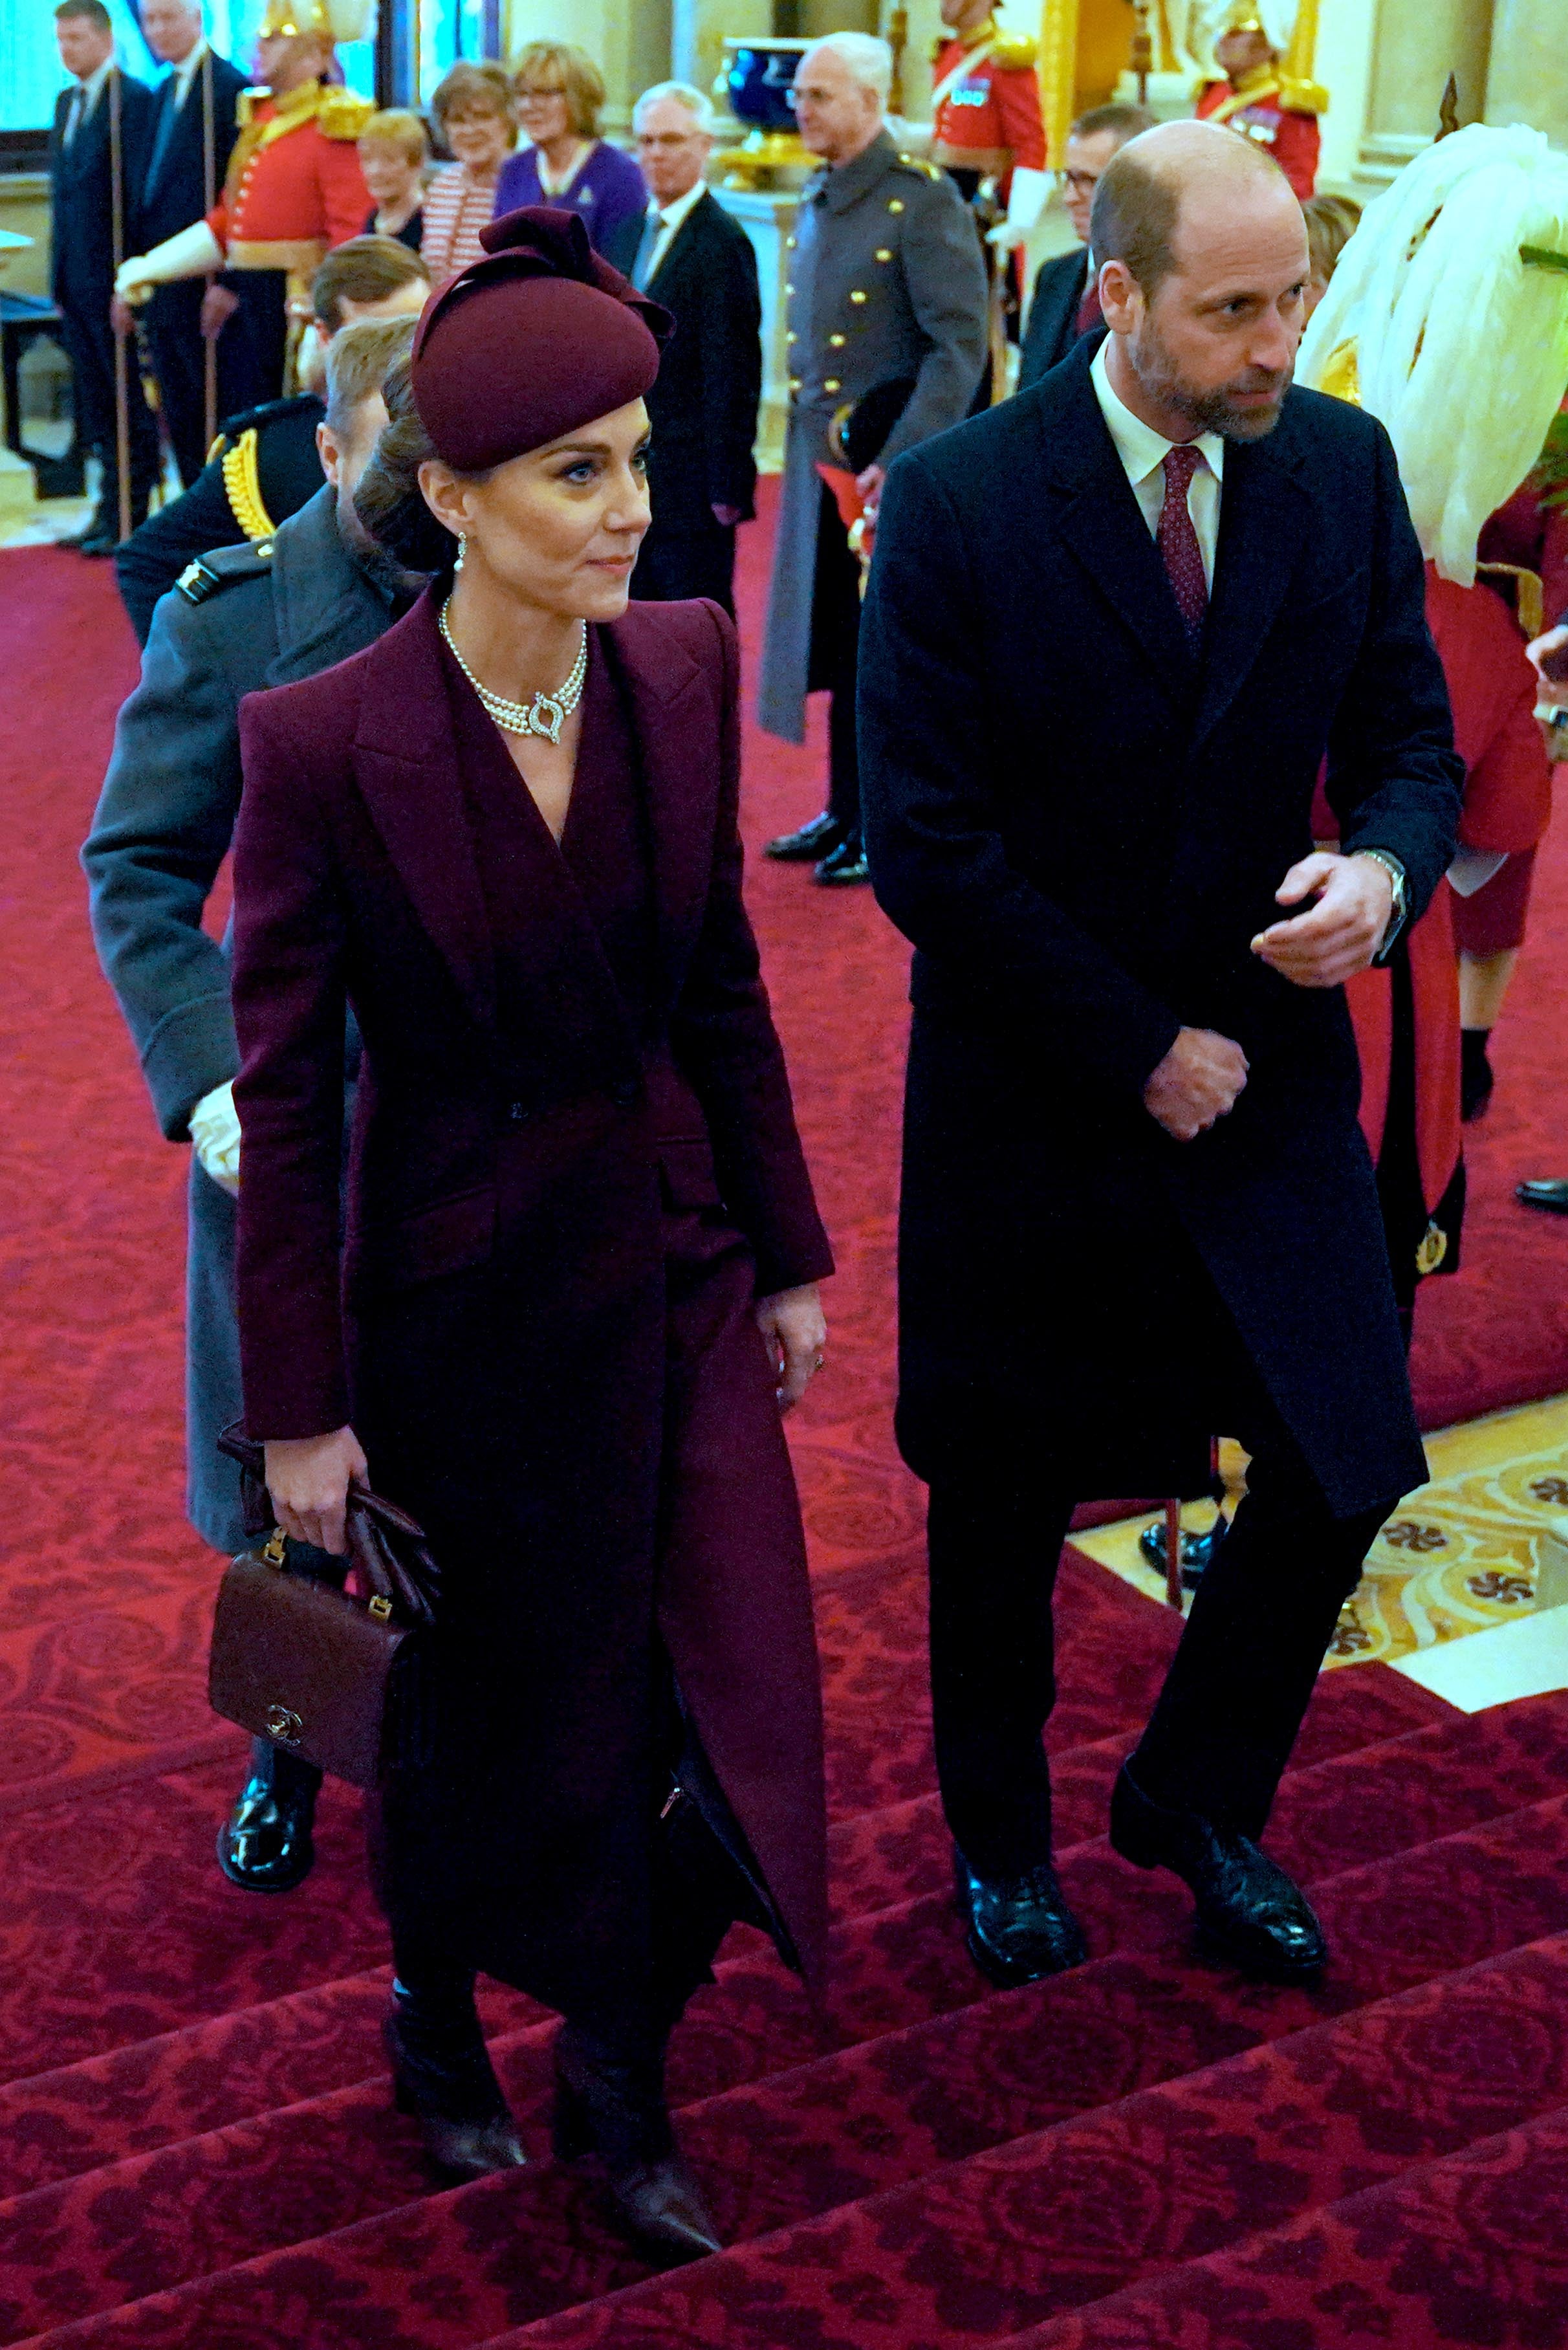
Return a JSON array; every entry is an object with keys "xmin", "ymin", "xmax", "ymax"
[
  {"xmin": 759, "ymin": 32, "xmax": 987, "ymax": 886},
  {"xmin": 50, "ymin": 0, "xmax": 158, "ymax": 553},
  {"xmin": 626, "ymin": 81, "xmax": 761, "ymax": 616},
  {"xmin": 127, "ymin": 0, "xmax": 246, "ymax": 487},
  {"xmin": 1018, "ymin": 101, "xmax": 1151, "ymax": 392},
  {"xmin": 860, "ymin": 122, "xmax": 1462, "ymax": 1993},
  {"xmin": 83, "ymin": 316, "xmax": 422, "ymax": 1899}
]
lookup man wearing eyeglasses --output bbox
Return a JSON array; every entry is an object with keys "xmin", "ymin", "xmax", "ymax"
[
  {"xmin": 1018, "ymin": 102, "xmax": 1152, "ymax": 393},
  {"xmin": 626, "ymin": 80, "xmax": 761, "ymax": 615}
]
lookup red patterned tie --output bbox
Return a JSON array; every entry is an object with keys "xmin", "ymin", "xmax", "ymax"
[
  {"xmin": 1157, "ymin": 443, "xmax": 1208, "ymax": 644},
  {"xmin": 1074, "ymin": 276, "xmax": 1104, "ymax": 338}
]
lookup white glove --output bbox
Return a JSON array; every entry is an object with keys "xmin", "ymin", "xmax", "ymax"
[
  {"xmin": 988, "ymin": 163, "xmax": 1052, "ymax": 247},
  {"xmin": 190, "ymin": 1080, "xmax": 241, "ymax": 1195},
  {"xmin": 116, "ymin": 219, "xmax": 224, "ymax": 299}
]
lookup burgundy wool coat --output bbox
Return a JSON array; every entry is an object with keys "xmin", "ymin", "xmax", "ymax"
[{"xmin": 230, "ymin": 590, "xmax": 833, "ymax": 2012}]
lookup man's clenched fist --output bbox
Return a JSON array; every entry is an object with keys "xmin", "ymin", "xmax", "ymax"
[{"xmin": 1142, "ymin": 1027, "xmax": 1249, "ymax": 1142}]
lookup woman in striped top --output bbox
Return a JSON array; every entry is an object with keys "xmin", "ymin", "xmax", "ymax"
[{"xmin": 422, "ymin": 62, "xmax": 516, "ymax": 289}]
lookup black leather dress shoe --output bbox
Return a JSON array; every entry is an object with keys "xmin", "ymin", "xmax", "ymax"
[
  {"xmin": 215, "ymin": 1736, "xmax": 323, "ymax": 1892},
  {"xmin": 1138, "ymin": 1515, "xmax": 1228, "ymax": 1587},
  {"xmin": 765, "ymin": 811, "xmax": 845, "ymax": 862},
  {"xmin": 553, "ymin": 2025, "xmax": 723, "ymax": 2265},
  {"xmin": 953, "ymin": 1848, "xmax": 1088, "ymax": 1987},
  {"xmin": 1109, "ymin": 1764, "xmax": 1327, "ymax": 1982},
  {"xmin": 1518, "ymin": 1180, "xmax": 1568, "ymax": 1214},
  {"xmin": 814, "ymin": 834, "xmax": 871, "ymax": 886},
  {"xmin": 385, "ymin": 1979, "xmax": 527, "ymax": 2182}
]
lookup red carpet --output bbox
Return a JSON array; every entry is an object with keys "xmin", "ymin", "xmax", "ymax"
[{"xmin": 1, "ymin": 498, "xmax": 1567, "ymax": 2345}]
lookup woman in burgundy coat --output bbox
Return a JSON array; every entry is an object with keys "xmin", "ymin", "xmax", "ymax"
[{"xmin": 229, "ymin": 208, "xmax": 832, "ymax": 2263}]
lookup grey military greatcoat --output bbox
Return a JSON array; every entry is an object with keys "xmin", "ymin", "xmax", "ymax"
[
  {"xmin": 757, "ymin": 128, "xmax": 987, "ymax": 744},
  {"xmin": 83, "ymin": 488, "xmax": 400, "ymax": 1550}
]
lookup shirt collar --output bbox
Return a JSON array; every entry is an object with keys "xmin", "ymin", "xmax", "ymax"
[
  {"xmin": 75, "ymin": 57, "xmax": 113, "ymax": 106},
  {"xmin": 1090, "ymin": 335, "xmax": 1226, "ymax": 492},
  {"xmin": 173, "ymin": 37, "xmax": 208, "ymax": 91},
  {"xmin": 653, "ymin": 177, "xmax": 706, "ymax": 234}
]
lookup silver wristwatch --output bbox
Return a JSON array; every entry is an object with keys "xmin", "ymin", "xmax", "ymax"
[{"xmin": 1353, "ymin": 849, "xmax": 1408, "ymax": 961}]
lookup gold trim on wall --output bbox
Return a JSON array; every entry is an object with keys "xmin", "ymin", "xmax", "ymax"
[{"xmin": 1038, "ymin": 0, "xmax": 1081, "ymax": 173}]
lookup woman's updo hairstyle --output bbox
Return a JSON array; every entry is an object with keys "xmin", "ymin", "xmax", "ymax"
[{"xmin": 353, "ymin": 352, "xmax": 464, "ymax": 574}]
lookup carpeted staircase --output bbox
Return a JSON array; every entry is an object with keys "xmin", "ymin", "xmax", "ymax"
[{"xmin": 1, "ymin": 1551, "xmax": 1566, "ymax": 2349}]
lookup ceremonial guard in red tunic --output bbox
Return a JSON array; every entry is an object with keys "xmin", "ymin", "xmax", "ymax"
[
  {"xmin": 116, "ymin": 0, "xmax": 372, "ymax": 406},
  {"xmin": 930, "ymin": 0, "xmax": 1048, "ymax": 241},
  {"xmin": 1193, "ymin": 1, "xmax": 1322, "ymax": 201}
]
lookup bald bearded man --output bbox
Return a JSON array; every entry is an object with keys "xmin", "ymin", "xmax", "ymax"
[{"xmin": 860, "ymin": 124, "xmax": 1461, "ymax": 1992}]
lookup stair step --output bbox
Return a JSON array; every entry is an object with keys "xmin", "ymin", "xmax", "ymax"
[
  {"xmin": 992, "ymin": 2096, "xmax": 1568, "ymax": 2347},
  {"xmin": 483, "ymin": 1927, "xmax": 1568, "ymax": 2349},
  {"xmin": 0, "ymin": 1684, "xmax": 1551, "ymax": 2206},
  {"xmin": 10, "ymin": 1788, "xmax": 1568, "ymax": 2350}
]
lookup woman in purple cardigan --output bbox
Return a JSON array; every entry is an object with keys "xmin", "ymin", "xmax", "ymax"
[
  {"xmin": 497, "ymin": 40, "xmax": 648, "ymax": 274},
  {"xmin": 229, "ymin": 209, "xmax": 831, "ymax": 2265}
]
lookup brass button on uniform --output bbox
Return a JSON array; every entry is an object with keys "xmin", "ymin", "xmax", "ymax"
[
  {"xmin": 789, "ymin": 375, "xmax": 802, "ymax": 391},
  {"xmin": 849, "ymin": 290, "xmax": 867, "ymax": 304},
  {"xmin": 785, "ymin": 281, "xmax": 794, "ymax": 294},
  {"xmin": 787, "ymin": 330, "xmax": 797, "ymax": 343},
  {"xmin": 828, "ymin": 332, "xmax": 845, "ymax": 347},
  {"xmin": 875, "ymin": 247, "xmax": 892, "ymax": 261},
  {"xmin": 823, "ymin": 378, "xmax": 840, "ymax": 391},
  {"xmin": 888, "ymin": 199, "xmax": 904, "ymax": 214}
]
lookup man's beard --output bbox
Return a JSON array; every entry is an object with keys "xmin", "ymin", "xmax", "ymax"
[{"xmin": 1129, "ymin": 313, "xmax": 1290, "ymax": 441}]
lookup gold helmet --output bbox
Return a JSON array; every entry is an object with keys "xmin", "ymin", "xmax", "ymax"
[{"xmin": 257, "ymin": 0, "xmax": 369, "ymax": 41}]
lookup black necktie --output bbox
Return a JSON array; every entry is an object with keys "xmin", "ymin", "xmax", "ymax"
[
  {"xmin": 64, "ymin": 85, "xmax": 85, "ymax": 147},
  {"xmin": 146, "ymin": 76, "xmax": 180, "ymax": 193}
]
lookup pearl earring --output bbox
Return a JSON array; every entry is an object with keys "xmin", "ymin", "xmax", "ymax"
[{"xmin": 454, "ymin": 533, "xmax": 466, "ymax": 573}]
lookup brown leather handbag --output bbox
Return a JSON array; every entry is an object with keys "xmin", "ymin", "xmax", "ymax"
[{"xmin": 209, "ymin": 1427, "xmax": 441, "ymax": 1789}]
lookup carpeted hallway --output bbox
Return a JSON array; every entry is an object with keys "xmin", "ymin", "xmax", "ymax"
[{"xmin": 2, "ymin": 498, "xmax": 1567, "ymax": 2345}]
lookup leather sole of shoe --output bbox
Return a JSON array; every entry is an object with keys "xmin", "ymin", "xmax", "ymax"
[
  {"xmin": 213, "ymin": 1823, "xmax": 315, "ymax": 1894},
  {"xmin": 812, "ymin": 864, "xmax": 871, "ymax": 888}
]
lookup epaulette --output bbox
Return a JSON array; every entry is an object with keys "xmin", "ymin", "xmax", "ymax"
[
  {"xmin": 235, "ymin": 83, "xmax": 267, "ymax": 129},
  {"xmin": 175, "ymin": 538, "xmax": 276, "ymax": 606},
  {"xmin": 318, "ymin": 89, "xmax": 376, "ymax": 140},
  {"xmin": 990, "ymin": 31, "xmax": 1037, "ymax": 69},
  {"xmin": 895, "ymin": 150, "xmax": 946, "ymax": 182},
  {"xmin": 204, "ymin": 390, "xmax": 320, "ymax": 466},
  {"xmin": 1279, "ymin": 74, "xmax": 1329, "ymax": 114}
]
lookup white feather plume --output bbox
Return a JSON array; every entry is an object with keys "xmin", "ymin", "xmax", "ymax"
[{"xmin": 1298, "ymin": 122, "xmax": 1568, "ymax": 584}]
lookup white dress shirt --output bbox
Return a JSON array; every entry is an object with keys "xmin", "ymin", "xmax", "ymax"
[
  {"xmin": 639, "ymin": 175, "xmax": 707, "ymax": 286},
  {"xmin": 167, "ymin": 37, "xmax": 208, "ymax": 111},
  {"xmin": 1090, "ymin": 336, "xmax": 1226, "ymax": 591},
  {"xmin": 64, "ymin": 56, "xmax": 113, "ymax": 143}
]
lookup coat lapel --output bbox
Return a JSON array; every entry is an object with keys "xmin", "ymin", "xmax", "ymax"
[
  {"xmin": 1033, "ymin": 354, "xmax": 1199, "ymax": 701},
  {"xmin": 1192, "ymin": 409, "xmax": 1314, "ymax": 751},
  {"xmin": 602, "ymin": 606, "xmax": 715, "ymax": 993},
  {"xmin": 350, "ymin": 592, "xmax": 497, "ymax": 1037}
]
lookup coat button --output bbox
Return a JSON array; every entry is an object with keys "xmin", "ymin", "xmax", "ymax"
[
  {"xmin": 823, "ymin": 377, "xmax": 841, "ymax": 391},
  {"xmin": 888, "ymin": 199, "xmax": 904, "ymax": 213},
  {"xmin": 829, "ymin": 332, "xmax": 845, "ymax": 347},
  {"xmin": 875, "ymin": 247, "xmax": 893, "ymax": 261},
  {"xmin": 849, "ymin": 289, "xmax": 867, "ymax": 303}
]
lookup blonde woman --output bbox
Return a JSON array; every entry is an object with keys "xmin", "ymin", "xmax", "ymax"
[
  {"xmin": 422, "ymin": 61, "xmax": 515, "ymax": 285},
  {"xmin": 497, "ymin": 39, "xmax": 646, "ymax": 271},
  {"xmin": 358, "ymin": 106, "xmax": 430, "ymax": 250}
]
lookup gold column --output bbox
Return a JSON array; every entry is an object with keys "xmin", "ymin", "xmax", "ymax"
[{"xmin": 1038, "ymin": 0, "xmax": 1080, "ymax": 172}]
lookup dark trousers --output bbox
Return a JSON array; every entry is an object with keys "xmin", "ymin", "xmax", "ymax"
[
  {"xmin": 60, "ymin": 286, "xmax": 160, "ymax": 527},
  {"xmin": 223, "ymin": 269, "xmax": 290, "ymax": 411},
  {"xmin": 144, "ymin": 280, "xmax": 249, "ymax": 487},
  {"xmin": 928, "ymin": 1288, "xmax": 1396, "ymax": 1878},
  {"xmin": 807, "ymin": 481, "xmax": 863, "ymax": 837},
  {"xmin": 631, "ymin": 512, "xmax": 738, "ymax": 617}
]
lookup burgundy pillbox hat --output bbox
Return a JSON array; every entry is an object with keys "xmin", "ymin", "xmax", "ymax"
[{"xmin": 411, "ymin": 206, "xmax": 672, "ymax": 471}]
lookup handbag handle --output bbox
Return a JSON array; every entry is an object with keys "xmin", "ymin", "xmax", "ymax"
[{"xmin": 217, "ymin": 1422, "xmax": 441, "ymax": 1627}]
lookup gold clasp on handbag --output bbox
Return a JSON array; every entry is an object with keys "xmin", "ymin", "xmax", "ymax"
[
  {"xmin": 367, "ymin": 1594, "xmax": 393, "ymax": 1621},
  {"xmin": 262, "ymin": 1528, "xmax": 287, "ymax": 1565}
]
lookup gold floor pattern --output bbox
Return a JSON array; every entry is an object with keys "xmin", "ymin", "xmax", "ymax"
[{"xmin": 1073, "ymin": 1394, "xmax": 1568, "ymax": 1671}]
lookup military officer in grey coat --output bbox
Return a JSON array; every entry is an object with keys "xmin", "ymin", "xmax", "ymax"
[
  {"xmin": 82, "ymin": 316, "xmax": 422, "ymax": 1895},
  {"xmin": 759, "ymin": 34, "xmax": 987, "ymax": 884}
]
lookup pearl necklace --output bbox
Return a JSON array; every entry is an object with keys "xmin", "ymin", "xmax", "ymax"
[{"xmin": 439, "ymin": 598, "xmax": 587, "ymax": 745}]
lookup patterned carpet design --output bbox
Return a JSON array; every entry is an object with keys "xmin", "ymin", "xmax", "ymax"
[{"xmin": 1, "ymin": 504, "xmax": 1567, "ymax": 2344}]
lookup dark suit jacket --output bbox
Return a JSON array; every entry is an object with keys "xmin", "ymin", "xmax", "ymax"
[
  {"xmin": 1017, "ymin": 243, "xmax": 1090, "ymax": 393},
  {"xmin": 50, "ymin": 69, "xmax": 156, "ymax": 307},
  {"xmin": 642, "ymin": 189, "xmax": 762, "ymax": 529},
  {"xmin": 232, "ymin": 591, "xmax": 829, "ymax": 1440},
  {"xmin": 859, "ymin": 335, "xmax": 1463, "ymax": 1514},
  {"xmin": 138, "ymin": 48, "xmax": 246, "ymax": 248}
]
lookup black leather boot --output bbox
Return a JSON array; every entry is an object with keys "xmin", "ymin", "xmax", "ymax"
[
  {"xmin": 1109, "ymin": 1762, "xmax": 1327, "ymax": 1982},
  {"xmin": 384, "ymin": 1972, "xmax": 527, "ymax": 2182},
  {"xmin": 553, "ymin": 2021, "xmax": 722, "ymax": 2265},
  {"xmin": 215, "ymin": 1735, "xmax": 323, "ymax": 1892}
]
